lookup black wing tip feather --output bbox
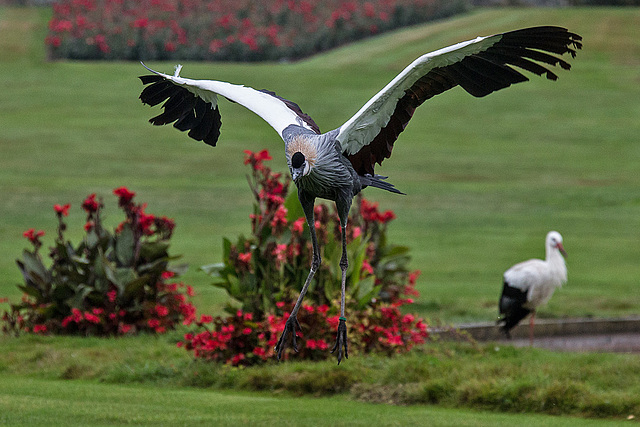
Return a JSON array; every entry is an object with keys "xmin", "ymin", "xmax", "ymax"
[
  {"xmin": 347, "ymin": 24, "xmax": 581, "ymax": 177},
  {"xmin": 138, "ymin": 72, "xmax": 222, "ymax": 147},
  {"xmin": 497, "ymin": 281, "xmax": 531, "ymax": 336}
]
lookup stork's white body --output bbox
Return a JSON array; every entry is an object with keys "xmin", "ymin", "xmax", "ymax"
[
  {"xmin": 499, "ymin": 231, "xmax": 568, "ymax": 342},
  {"xmin": 503, "ymin": 243, "xmax": 567, "ymax": 309}
]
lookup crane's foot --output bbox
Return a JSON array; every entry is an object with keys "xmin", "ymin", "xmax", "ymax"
[
  {"xmin": 330, "ymin": 317, "xmax": 348, "ymax": 364},
  {"xmin": 274, "ymin": 315, "xmax": 301, "ymax": 361}
]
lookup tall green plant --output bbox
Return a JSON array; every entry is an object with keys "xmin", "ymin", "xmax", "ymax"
[
  {"xmin": 3, "ymin": 187, "xmax": 195, "ymax": 336},
  {"xmin": 202, "ymin": 150, "xmax": 418, "ymax": 319}
]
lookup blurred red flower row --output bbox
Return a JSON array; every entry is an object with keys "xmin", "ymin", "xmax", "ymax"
[{"xmin": 46, "ymin": 0, "xmax": 467, "ymax": 61}]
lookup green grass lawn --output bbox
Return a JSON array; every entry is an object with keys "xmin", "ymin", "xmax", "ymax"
[
  {"xmin": 2, "ymin": 376, "xmax": 629, "ymax": 426},
  {"xmin": 1, "ymin": 333, "xmax": 638, "ymax": 423},
  {"xmin": 1, "ymin": 7, "xmax": 639, "ymax": 323}
]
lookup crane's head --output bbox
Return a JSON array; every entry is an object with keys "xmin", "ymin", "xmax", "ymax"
[
  {"xmin": 291, "ymin": 151, "xmax": 311, "ymax": 182},
  {"xmin": 547, "ymin": 231, "xmax": 567, "ymax": 258}
]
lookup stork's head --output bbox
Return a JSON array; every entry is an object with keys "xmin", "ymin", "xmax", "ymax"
[
  {"xmin": 291, "ymin": 151, "xmax": 311, "ymax": 182},
  {"xmin": 547, "ymin": 231, "xmax": 567, "ymax": 258}
]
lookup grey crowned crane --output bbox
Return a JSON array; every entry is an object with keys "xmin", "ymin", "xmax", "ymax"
[
  {"xmin": 498, "ymin": 231, "xmax": 568, "ymax": 344},
  {"xmin": 138, "ymin": 26, "xmax": 581, "ymax": 364}
]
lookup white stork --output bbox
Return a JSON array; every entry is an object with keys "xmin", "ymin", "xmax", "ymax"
[
  {"xmin": 498, "ymin": 231, "xmax": 568, "ymax": 344},
  {"xmin": 138, "ymin": 27, "xmax": 581, "ymax": 363}
]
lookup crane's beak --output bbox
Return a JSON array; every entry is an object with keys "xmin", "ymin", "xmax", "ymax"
[
  {"xmin": 292, "ymin": 168, "xmax": 303, "ymax": 182},
  {"xmin": 557, "ymin": 242, "xmax": 567, "ymax": 258}
]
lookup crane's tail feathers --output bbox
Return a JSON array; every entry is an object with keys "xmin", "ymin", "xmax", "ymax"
[{"xmin": 360, "ymin": 174, "xmax": 405, "ymax": 195}]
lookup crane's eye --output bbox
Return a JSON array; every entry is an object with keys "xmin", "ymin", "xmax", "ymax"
[{"xmin": 291, "ymin": 152, "xmax": 305, "ymax": 169}]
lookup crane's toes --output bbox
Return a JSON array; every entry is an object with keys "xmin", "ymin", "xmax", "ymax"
[
  {"xmin": 330, "ymin": 317, "xmax": 349, "ymax": 365},
  {"xmin": 274, "ymin": 315, "xmax": 302, "ymax": 361}
]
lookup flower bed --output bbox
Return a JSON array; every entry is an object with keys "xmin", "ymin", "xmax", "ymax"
[
  {"xmin": 2, "ymin": 187, "xmax": 196, "ymax": 336},
  {"xmin": 182, "ymin": 150, "xmax": 428, "ymax": 365},
  {"xmin": 46, "ymin": 0, "xmax": 469, "ymax": 61}
]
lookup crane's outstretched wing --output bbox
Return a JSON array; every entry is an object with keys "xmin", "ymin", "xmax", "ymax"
[
  {"xmin": 337, "ymin": 26, "xmax": 582, "ymax": 176},
  {"xmin": 139, "ymin": 64, "xmax": 320, "ymax": 146}
]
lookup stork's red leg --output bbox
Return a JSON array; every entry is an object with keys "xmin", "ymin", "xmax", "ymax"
[{"xmin": 529, "ymin": 310, "xmax": 536, "ymax": 346}]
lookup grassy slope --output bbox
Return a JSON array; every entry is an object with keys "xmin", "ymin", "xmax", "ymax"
[{"xmin": 1, "ymin": 7, "xmax": 639, "ymax": 325}]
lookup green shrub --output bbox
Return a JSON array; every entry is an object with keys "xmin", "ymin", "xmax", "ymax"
[
  {"xmin": 180, "ymin": 150, "xmax": 429, "ymax": 365},
  {"xmin": 2, "ymin": 187, "xmax": 196, "ymax": 336}
]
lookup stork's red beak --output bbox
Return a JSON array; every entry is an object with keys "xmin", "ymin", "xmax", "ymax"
[{"xmin": 557, "ymin": 242, "xmax": 567, "ymax": 258}]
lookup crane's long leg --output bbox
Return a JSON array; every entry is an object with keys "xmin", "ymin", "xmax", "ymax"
[
  {"xmin": 275, "ymin": 192, "xmax": 319, "ymax": 360},
  {"xmin": 331, "ymin": 199, "xmax": 350, "ymax": 364}
]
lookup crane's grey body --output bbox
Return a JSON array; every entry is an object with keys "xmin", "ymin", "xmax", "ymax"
[
  {"xmin": 283, "ymin": 126, "xmax": 362, "ymax": 203},
  {"xmin": 138, "ymin": 26, "xmax": 581, "ymax": 364}
]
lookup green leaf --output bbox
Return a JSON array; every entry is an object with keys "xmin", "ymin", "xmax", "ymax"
[
  {"xmin": 167, "ymin": 263, "xmax": 189, "ymax": 276},
  {"xmin": 357, "ymin": 283, "xmax": 383, "ymax": 309},
  {"xmin": 69, "ymin": 285, "xmax": 93, "ymax": 309},
  {"xmin": 223, "ymin": 238, "xmax": 232, "ymax": 260},
  {"xmin": 284, "ymin": 191, "xmax": 304, "ymax": 222},
  {"xmin": 115, "ymin": 268, "xmax": 137, "ymax": 289},
  {"xmin": 86, "ymin": 229, "xmax": 99, "ymax": 249},
  {"xmin": 123, "ymin": 276, "xmax": 148, "ymax": 300},
  {"xmin": 115, "ymin": 222, "xmax": 135, "ymax": 266},
  {"xmin": 20, "ymin": 250, "xmax": 49, "ymax": 284},
  {"xmin": 139, "ymin": 241, "xmax": 169, "ymax": 261},
  {"xmin": 51, "ymin": 283, "xmax": 75, "ymax": 303},
  {"xmin": 201, "ymin": 263, "xmax": 225, "ymax": 277},
  {"xmin": 17, "ymin": 284, "xmax": 42, "ymax": 299}
]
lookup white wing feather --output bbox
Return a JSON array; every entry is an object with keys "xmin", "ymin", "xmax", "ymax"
[
  {"xmin": 142, "ymin": 64, "xmax": 315, "ymax": 139},
  {"xmin": 336, "ymin": 34, "xmax": 502, "ymax": 155}
]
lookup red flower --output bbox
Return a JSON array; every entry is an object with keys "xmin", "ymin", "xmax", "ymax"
[
  {"xmin": 243, "ymin": 149, "xmax": 272, "ymax": 171},
  {"xmin": 54, "ymin": 203, "xmax": 71, "ymax": 216},
  {"xmin": 84, "ymin": 312, "xmax": 100, "ymax": 324},
  {"xmin": 107, "ymin": 289, "xmax": 117, "ymax": 303},
  {"xmin": 292, "ymin": 217, "xmax": 305, "ymax": 235},
  {"xmin": 81, "ymin": 193, "xmax": 100, "ymax": 213},
  {"xmin": 238, "ymin": 252, "xmax": 252, "ymax": 264},
  {"xmin": 231, "ymin": 353, "xmax": 245, "ymax": 365},
  {"xmin": 33, "ymin": 324, "xmax": 47, "ymax": 334},
  {"xmin": 23, "ymin": 228, "xmax": 45, "ymax": 244},
  {"xmin": 113, "ymin": 186, "xmax": 135, "ymax": 206},
  {"xmin": 138, "ymin": 207, "xmax": 155, "ymax": 235},
  {"xmin": 199, "ymin": 314, "xmax": 213, "ymax": 324},
  {"xmin": 379, "ymin": 210, "xmax": 396, "ymax": 223},
  {"xmin": 155, "ymin": 304, "xmax": 169, "ymax": 317},
  {"xmin": 132, "ymin": 18, "xmax": 148, "ymax": 28},
  {"xmin": 317, "ymin": 304, "xmax": 330, "ymax": 314},
  {"xmin": 361, "ymin": 259, "xmax": 374, "ymax": 275},
  {"xmin": 119, "ymin": 323, "xmax": 132, "ymax": 334},
  {"xmin": 148, "ymin": 318, "xmax": 160, "ymax": 328},
  {"xmin": 272, "ymin": 244, "xmax": 287, "ymax": 267}
]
